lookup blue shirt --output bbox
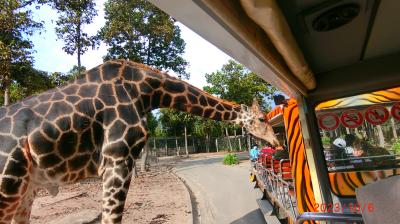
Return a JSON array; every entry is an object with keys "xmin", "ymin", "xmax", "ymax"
[{"xmin": 250, "ymin": 147, "xmax": 260, "ymax": 161}]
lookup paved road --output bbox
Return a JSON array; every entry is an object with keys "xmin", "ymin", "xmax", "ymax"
[{"xmin": 174, "ymin": 153, "xmax": 266, "ymax": 224}]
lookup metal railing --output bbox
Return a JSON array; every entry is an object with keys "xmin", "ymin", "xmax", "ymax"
[{"xmin": 295, "ymin": 212, "xmax": 363, "ymax": 224}]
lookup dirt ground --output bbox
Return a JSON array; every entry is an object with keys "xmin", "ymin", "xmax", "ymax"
[{"xmin": 30, "ymin": 163, "xmax": 192, "ymax": 224}]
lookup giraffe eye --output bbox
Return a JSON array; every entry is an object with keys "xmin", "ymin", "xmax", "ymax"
[{"xmin": 258, "ymin": 117, "xmax": 265, "ymax": 122}]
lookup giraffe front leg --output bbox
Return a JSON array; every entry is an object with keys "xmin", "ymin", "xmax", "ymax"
[
  {"xmin": 101, "ymin": 156, "xmax": 134, "ymax": 224},
  {"xmin": 11, "ymin": 185, "xmax": 37, "ymax": 224}
]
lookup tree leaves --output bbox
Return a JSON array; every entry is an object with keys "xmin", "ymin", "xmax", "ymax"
[
  {"xmin": 204, "ymin": 60, "xmax": 276, "ymax": 111},
  {"xmin": 52, "ymin": 0, "xmax": 98, "ymax": 68},
  {"xmin": 99, "ymin": 0, "xmax": 189, "ymax": 79}
]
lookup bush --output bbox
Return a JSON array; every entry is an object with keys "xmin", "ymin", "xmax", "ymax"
[
  {"xmin": 321, "ymin": 136, "xmax": 331, "ymax": 147},
  {"xmin": 391, "ymin": 138, "xmax": 400, "ymax": 154},
  {"xmin": 223, "ymin": 153, "xmax": 239, "ymax": 165}
]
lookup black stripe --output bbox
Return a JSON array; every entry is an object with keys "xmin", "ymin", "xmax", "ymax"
[
  {"xmin": 356, "ymin": 172, "xmax": 366, "ymax": 186},
  {"xmin": 342, "ymin": 173, "xmax": 356, "ymax": 190},
  {"xmin": 345, "ymin": 174, "xmax": 358, "ymax": 190}
]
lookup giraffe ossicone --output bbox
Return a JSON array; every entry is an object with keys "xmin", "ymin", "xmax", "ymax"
[{"xmin": 0, "ymin": 60, "xmax": 278, "ymax": 223}]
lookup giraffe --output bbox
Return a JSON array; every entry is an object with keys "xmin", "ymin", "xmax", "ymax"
[{"xmin": 0, "ymin": 60, "xmax": 279, "ymax": 224}]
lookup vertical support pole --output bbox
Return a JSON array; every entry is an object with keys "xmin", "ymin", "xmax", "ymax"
[
  {"xmin": 297, "ymin": 96, "xmax": 332, "ymax": 207},
  {"xmin": 216, "ymin": 138, "xmax": 219, "ymax": 152}
]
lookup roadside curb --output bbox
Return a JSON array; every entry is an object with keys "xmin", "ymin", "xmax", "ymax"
[{"xmin": 170, "ymin": 170, "xmax": 196, "ymax": 224}]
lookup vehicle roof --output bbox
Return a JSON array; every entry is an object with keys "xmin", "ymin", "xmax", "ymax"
[{"xmin": 149, "ymin": 0, "xmax": 400, "ymax": 105}]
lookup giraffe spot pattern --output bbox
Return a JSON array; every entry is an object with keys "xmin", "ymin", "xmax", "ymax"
[
  {"xmin": 122, "ymin": 65, "xmax": 143, "ymax": 81},
  {"xmin": 0, "ymin": 117, "xmax": 12, "ymax": 133},
  {"xmin": 30, "ymin": 131, "xmax": 54, "ymax": 155},
  {"xmin": 0, "ymin": 60, "xmax": 250, "ymax": 222},
  {"xmin": 78, "ymin": 84, "xmax": 98, "ymax": 98},
  {"xmin": 58, "ymin": 132, "xmax": 78, "ymax": 158},
  {"xmin": 164, "ymin": 80, "xmax": 185, "ymax": 93}
]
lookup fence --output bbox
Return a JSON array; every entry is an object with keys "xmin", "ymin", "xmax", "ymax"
[{"xmin": 145, "ymin": 135, "xmax": 258, "ymax": 157}]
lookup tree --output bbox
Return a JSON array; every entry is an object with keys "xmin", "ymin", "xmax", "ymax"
[
  {"xmin": 0, "ymin": 65, "xmax": 64, "ymax": 105},
  {"xmin": 52, "ymin": 0, "xmax": 98, "ymax": 70},
  {"xmin": 0, "ymin": 0, "xmax": 44, "ymax": 105},
  {"xmin": 99, "ymin": 0, "xmax": 189, "ymax": 78},
  {"xmin": 204, "ymin": 60, "xmax": 277, "ymax": 111}
]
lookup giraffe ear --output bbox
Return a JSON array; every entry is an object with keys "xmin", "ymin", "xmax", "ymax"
[{"xmin": 251, "ymin": 98, "xmax": 260, "ymax": 112}]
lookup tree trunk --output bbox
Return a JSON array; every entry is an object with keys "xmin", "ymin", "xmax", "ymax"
[
  {"xmin": 140, "ymin": 144, "xmax": 149, "ymax": 172},
  {"xmin": 391, "ymin": 118, "xmax": 398, "ymax": 139},
  {"xmin": 78, "ymin": 49, "xmax": 81, "ymax": 70},
  {"xmin": 4, "ymin": 84, "xmax": 9, "ymax": 106},
  {"xmin": 377, "ymin": 125, "xmax": 385, "ymax": 147},
  {"xmin": 77, "ymin": 22, "xmax": 82, "ymax": 70},
  {"xmin": 184, "ymin": 126, "xmax": 189, "ymax": 156},
  {"xmin": 226, "ymin": 127, "xmax": 232, "ymax": 152}
]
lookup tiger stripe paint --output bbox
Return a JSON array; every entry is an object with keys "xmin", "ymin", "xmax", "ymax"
[
  {"xmin": 282, "ymin": 99, "xmax": 317, "ymax": 215},
  {"xmin": 316, "ymin": 87, "xmax": 400, "ymax": 109},
  {"xmin": 266, "ymin": 99, "xmax": 317, "ymax": 219},
  {"xmin": 329, "ymin": 169, "xmax": 399, "ymax": 196}
]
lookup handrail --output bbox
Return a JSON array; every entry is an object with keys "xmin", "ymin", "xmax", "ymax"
[
  {"xmin": 296, "ymin": 212, "xmax": 363, "ymax": 224},
  {"xmin": 326, "ymin": 154, "xmax": 399, "ymax": 162}
]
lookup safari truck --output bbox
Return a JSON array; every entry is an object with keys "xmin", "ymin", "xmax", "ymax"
[
  {"xmin": 149, "ymin": 0, "xmax": 400, "ymax": 223},
  {"xmin": 251, "ymin": 89, "xmax": 400, "ymax": 223}
]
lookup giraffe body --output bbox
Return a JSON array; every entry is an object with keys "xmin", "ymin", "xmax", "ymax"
[{"xmin": 0, "ymin": 60, "xmax": 278, "ymax": 223}]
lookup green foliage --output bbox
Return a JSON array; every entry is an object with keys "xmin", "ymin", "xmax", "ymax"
[
  {"xmin": 203, "ymin": 60, "xmax": 277, "ymax": 111},
  {"xmin": 321, "ymin": 136, "xmax": 331, "ymax": 147},
  {"xmin": 391, "ymin": 138, "xmax": 400, "ymax": 154},
  {"xmin": 0, "ymin": 64, "xmax": 69, "ymax": 105},
  {"xmin": 223, "ymin": 153, "xmax": 239, "ymax": 165},
  {"xmin": 66, "ymin": 65, "xmax": 86, "ymax": 78},
  {"xmin": 146, "ymin": 112, "xmax": 158, "ymax": 136},
  {"xmin": 0, "ymin": 0, "xmax": 44, "ymax": 105},
  {"xmin": 51, "ymin": 0, "xmax": 98, "ymax": 68},
  {"xmin": 158, "ymin": 109, "xmax": 196, "ymax": 136},
  {"xmin": 99, "ymin": 0, "xmax": 188, "ymax": 78}
]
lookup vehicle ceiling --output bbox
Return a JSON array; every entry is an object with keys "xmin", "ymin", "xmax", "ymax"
[{"xmin": 148, "ymin": 0, "xmax": 400, "ymax": 105}]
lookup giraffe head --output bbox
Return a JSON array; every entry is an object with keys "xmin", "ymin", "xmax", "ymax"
[{"xmin": 240, "ymin": 99, "xmax": 279, "ymax": 146}]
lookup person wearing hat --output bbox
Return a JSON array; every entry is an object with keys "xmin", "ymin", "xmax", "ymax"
[
  {"xmin": 249, "ymin": 144, "xmax": 260, "ymax": 162},
  {"xmin": 332, "ymin": 138, "xmax": 348, "ymax": 160}
]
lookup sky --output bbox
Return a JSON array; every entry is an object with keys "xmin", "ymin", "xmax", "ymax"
[{"xmin": 30, "ymin": 1, "xmax": 231, "ymax": 89}]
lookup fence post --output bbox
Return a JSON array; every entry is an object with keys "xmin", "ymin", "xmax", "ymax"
[
  {"xmin": 176, "ymin": 137, "xmax": 179, "ymax": 156},
  {"xmin": 238, "ymin": 137, "xmax": 242, "ymax": 151},
  {"xmin": 192, "ymin": 137, "xmax": 195, "ymax": 153},
  {"xmin": 165, "ymin": 140, "xmax": 168, "ymax": 157},
  {"xmin": 216, "ymin": 138, "xmax": 219, "ymax": 152}
]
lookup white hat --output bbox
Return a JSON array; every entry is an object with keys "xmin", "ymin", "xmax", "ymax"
[{"xmin": 333, "ymin": 138, "xmax": 346, "ymax": 148}]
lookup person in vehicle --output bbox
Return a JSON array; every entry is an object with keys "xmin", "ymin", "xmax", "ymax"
[
  {"xmin": 344, "ymin": 134, "xmax": 356, "ymax": 156},
  {"xmin": 352, "ymin": 139, "xmax": 390, "ymax": 157},
  {"xmin": 249, "ymin": 144, "xmax": 260, "ymax": 162},
  {"xmin": 272, "ymin": 145, "xmax": 289, "ymax": 160},
  {"xmin": 332, "ymin": 138, "xmax": 348, "ymax": 159},
  {"xmin": 261, "ymin": 143, "xmax": 276, "ymax": 155}
]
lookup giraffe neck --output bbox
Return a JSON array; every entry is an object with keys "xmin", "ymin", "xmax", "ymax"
[{"xmin": 122, "ymin": 62, "xmax": 243, "ymax": 123}]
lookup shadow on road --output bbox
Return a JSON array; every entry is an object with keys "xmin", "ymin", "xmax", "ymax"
[{"xmin": 230, "ymin": 209, "xmax": 265, "ymax": 224}]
